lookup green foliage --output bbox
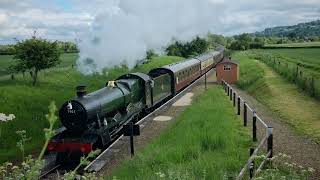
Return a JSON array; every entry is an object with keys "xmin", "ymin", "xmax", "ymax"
[
  {"xmin": 110, "ymin": 87, "xmax": 251, "ymax": 179},
  {"xmin": 264, "ymin": 41, "xmax": 320, "ymax": 48},
  {"xmin": 16, "ymin": 130, "xmax": 31, "ymax": 161},
  {"xmin": 207, "ymin": 33, "xmax": 227, "ymax": 48},
  {"xmin": 255, "ymin": 20, "xmax": 320, "ymax": 38},
  {"xmin": 56, "ymin": 41, "xmax": 79, "ymax": 53},
  {"xmin": 0, "ymin": 102, "xmax": 58, "ymax": 179},
  {"xmin": 236, "ymin": 52, "xmax": 265, "ymax": 90},
  {"xmin": 0, "ymin": 45, "xmax": 15, "ymax": 55},
  {"xmin": 165, "ymin": 36, "xmax": 209, "ymax": 58},
  {"xmin": 0, "ymin": 102, "xmax": 101, "ymax": 179},
  {"xmin": 63, "ymin": 150, "xmax": 102, "ymax": 180},
  {"xmin": 255, "ymin": 153, "xmax": 314, "ymax": 179},
  {"xmin": 229, "ymin": 34, "xmax": 265, "ymax": 50},
  {"xmin": 146, "ymin": 49, "xmax": 159, "ymax": 60},
  {"xmin": 11, "ymin": 37, "xmax": 62, "ymax": 85},
  {"xmin": 0, "ymin": 41, "xmax": 78, "ymax": 55}
]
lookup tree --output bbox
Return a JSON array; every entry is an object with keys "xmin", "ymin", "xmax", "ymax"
[
  {"xmin": 146, "ymin": 49, "xmax": 158, "ymax": 60},
  {"xmin": 12, "ymin": 37, "xmax": 61, "ymax": 86}
]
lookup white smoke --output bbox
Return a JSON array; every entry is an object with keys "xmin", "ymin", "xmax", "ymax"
[{"xmin": 77, "ymin": 0, "xmax": 227, "ymax": 74}]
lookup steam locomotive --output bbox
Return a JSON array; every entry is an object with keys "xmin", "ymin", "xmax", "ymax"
[{"xmin": 47, "ymin": 49, "xmax": 224, "ymax": 163}]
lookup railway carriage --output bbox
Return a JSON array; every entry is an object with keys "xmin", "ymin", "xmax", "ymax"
[
  {"xmin": 211, "ymin": 50, "xmax": 224, "ymax": 65},
  {"xmin": 195, "ymin": 53, "xmax": 214, "ymax": 75},
  {"xmin": 149, "ymin": 58, "xmax": 201, "ymax": 94}
]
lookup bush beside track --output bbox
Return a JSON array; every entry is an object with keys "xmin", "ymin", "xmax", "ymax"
[
  {"xmin": 109, "ymin": 86, "xmax": 251, "ymax": 179},
  {"xmin": 0, "ymin": 54, "xmax": 183, "ymax": 163}
]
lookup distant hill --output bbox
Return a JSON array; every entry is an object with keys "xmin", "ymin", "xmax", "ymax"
[{"xmin": 254, "ymin": 20, "xmax": 320, "ymax": 38}]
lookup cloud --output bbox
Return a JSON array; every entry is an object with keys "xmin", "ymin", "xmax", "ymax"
[{"xmin": 0, "ymin": 0, "xmax": 319, "ymax": 70}]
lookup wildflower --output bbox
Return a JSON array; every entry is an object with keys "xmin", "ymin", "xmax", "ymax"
[
  {"xmin": 308, "ymin": 167, "xmax": 315, "ymax": 173},
  {"xmin": 0, "ymin": 113, "xmax": 15, "ymax": 122},
  {"xmin": 302, "ymin": 169, "xmax": 307, "ymax": 174},
  {"xmin": 11, "ymin": 166, "xmax": 19, "ymax": 170},
  {"xmin": 298, "ymin": 165, "xmax": 303, "ymax": 169},
  {"xmin": 5, "ymin": 162, "xmax": 13, "ymax": 167}
]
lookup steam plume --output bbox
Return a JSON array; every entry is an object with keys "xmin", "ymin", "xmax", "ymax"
[{"xmin": 77, "ymin": 0, "xmax": 226, "ymax": 74}]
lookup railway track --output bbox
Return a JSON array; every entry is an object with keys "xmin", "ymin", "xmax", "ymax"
[
  {"xmin": 40, "ymin": 69, "xmax": 213, "ymax": 179},
  {"xmin": 39, "ymin": 164, "xmax": 61, "ymax": 179}
]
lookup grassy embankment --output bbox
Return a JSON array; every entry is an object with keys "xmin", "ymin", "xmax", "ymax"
[
  {"xmin": 110, "ymin": 86, "xmax": 251, "ymax": 179},
  {"xmin": 0, "ymin": 54, "xmax": 183, "ymax": 163},
  {"xmin": 234, "ymin": 51, "xmax": 320, "ymax": 142},
  {"xmin": 248, "ymin": 48, "xmax": 320, "ymax": 100}
]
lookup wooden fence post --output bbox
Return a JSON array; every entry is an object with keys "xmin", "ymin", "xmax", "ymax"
[
  {"xmin": 267, "ymin": 127, "xmax": 273, "ymax": 158},
  {"xmin": 227, "ymin": 86, "xmax": 230, "ymax": 96},
  {"xmin": 243, "ymin": 102, "xmax": 247, "ymax": 126},
  {"xmin": 237, "ymin": 96, "xmax": 241, "ymax": 115},
  {"xmin": 233, "ymin": 92, "xmax": 236, "ymax": 107},
  {"xmin": 253, "ymin": 111, "xmax": 257, "ymax": 142},
  {"xmin": 249, "ymin": 148, "xmax": 255, "ymax": 179},
  {"xmin": 230, "ymin": 89, "xmax": 233, "ymax": 101}
]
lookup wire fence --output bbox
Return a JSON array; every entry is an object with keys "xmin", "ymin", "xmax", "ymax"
[
  {"xmin": 222, "ymin": 80, "xmax": 274, "ymax": 179},
  {"xmin": 249, "ymin": 51, "xmax": 320, "ymax": 100}
]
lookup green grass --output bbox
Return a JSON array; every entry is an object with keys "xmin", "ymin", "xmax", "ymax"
[
  {"xmin": 109, "ymin": 86, "xmax": 251, "ymax": 179},
  {"xmin": 234, "ymin": 51, "xmax": 320, "ymax": 143},
  {"xmin": 0, "ymin": 55, "xmax": 182, "ymax": 163},
  {"xmin": 264, "ymin": 42, "xmax": 320, "ymax": 48},
  {"xmin": 0, "ymin": 55, "xmax": 14, "ymax": 76},
  {"xmin": 0, "ymin": 53, "xmax": 79, "ymax": 76},
  {"xmin": 261, "ymin": 48, "xmax": 320, "ymax": 75},
  {"xmin": 247, "ymin": 48, "xmax": 320, "ymax": 100}
]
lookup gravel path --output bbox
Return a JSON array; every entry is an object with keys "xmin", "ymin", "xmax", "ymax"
[{"xmin": 230, "ymin": 85, "xmax": 320, "ymax": 179}]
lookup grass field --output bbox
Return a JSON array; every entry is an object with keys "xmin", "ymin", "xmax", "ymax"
[
  {"xmin": 264, "ymin": 42, "xmax": 320, "ymax": 48},
  {"xmin": 248, "ymin": 48, "xmax": 320, "ymax": 100},
  {"xmin": 0, "ymin": 54, "xmax": 183, "ymax": 163},
  {"xmin": 109, "ymin": 86, "xmax": 251, "ymax": 179},
  {"xmin": 234, "ymin": 51, "xmax": 320, "ymax": 143},
  {"xmin": 0, "ymin": 53, "xmax": 78, "ymax": 76}
]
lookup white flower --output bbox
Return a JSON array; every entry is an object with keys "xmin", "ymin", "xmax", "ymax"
[
  {"xmin": 0, "ymin": 113, "xmax": 15, "ymax": 122},
  {"xmin": 308, "ymin": 167, "xmax": 315, "ymax": 173},
  {"xmin": 7, "ymin": 114, "xmax": 15, "ymax": 121}
]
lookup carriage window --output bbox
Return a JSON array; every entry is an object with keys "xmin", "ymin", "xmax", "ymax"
[{"xmin": 224, "ymin": 65, "xmax": 231, "ymax": 71}]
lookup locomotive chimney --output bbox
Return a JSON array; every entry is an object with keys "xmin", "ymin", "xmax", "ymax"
[{"xmin": 76, "ymin": 85, "xmax": 87, "ymax": 98}]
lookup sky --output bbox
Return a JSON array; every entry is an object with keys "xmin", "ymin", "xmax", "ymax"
[{"xmin": 0, "ymin": 0, "xmax": 319, "ymax": 44}]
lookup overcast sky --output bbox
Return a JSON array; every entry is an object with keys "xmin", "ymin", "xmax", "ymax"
[{"xmin": 0, "ymin": 0, "xmax": 319, "ymax": 44}]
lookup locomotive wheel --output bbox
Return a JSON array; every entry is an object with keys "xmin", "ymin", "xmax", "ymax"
[
  {"xmin": 56, "ymin": 152, "xmax": 82, "ymax": 165},
  {"xmin": 56, "ymin": 152, "xmax": 68, "ymax": 164}
]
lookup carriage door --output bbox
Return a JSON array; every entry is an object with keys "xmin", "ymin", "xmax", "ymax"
[{"xmin": 145, "ymin": 80, "xmax": 153, "ymax": 108}]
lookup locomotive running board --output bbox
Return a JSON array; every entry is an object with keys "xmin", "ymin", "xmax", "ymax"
[{"xmin": 84, "ymin": 68, "xmax": 215, "ymax": 172}]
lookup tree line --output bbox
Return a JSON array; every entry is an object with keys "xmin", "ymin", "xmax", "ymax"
[{"xmin": 0, "ymin": 41, "xmax": 78, "ymax": 55}]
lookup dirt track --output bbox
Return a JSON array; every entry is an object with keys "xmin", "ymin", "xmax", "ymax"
[{"xmin": 231, "ymin": 85, "xmax": 320, "ymax": 179}]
